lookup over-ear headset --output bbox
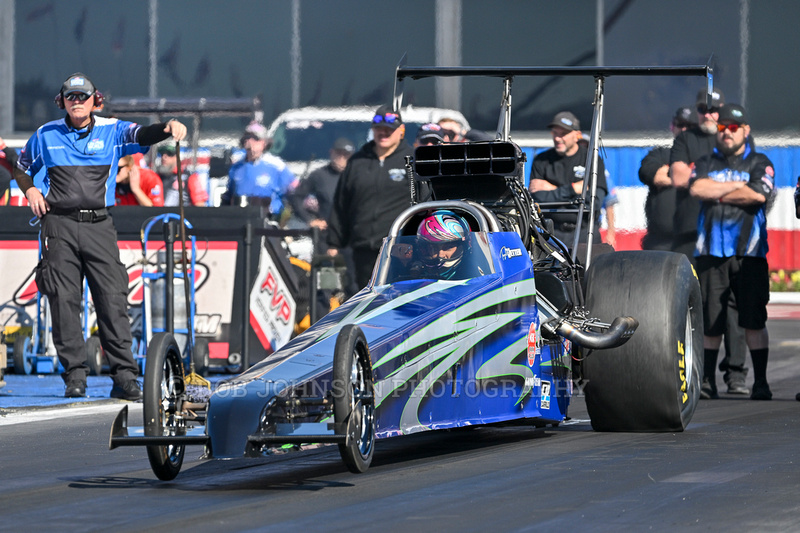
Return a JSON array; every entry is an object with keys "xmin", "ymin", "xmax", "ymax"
[{"xmin": 54, "ymin": 89, "xmax": 104, "ymax": 110}]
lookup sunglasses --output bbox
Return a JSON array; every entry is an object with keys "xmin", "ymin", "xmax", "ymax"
[
  {"xmin": 697, "ymin": 104, "xmax": 719, "ymax": 115},
  {"xmin": 716, "ymin": 123, "xmax": 742, "ymax": 133},
  {"xmin": 372, "ymin": 113, "xmax": 400, "ymax": 125},
  {"xmin": 65, "ymin": 93, "xmax": 91, "ymax": 102}
]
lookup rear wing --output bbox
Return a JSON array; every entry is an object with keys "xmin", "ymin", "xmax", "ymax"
[{"xmin": 392, "ymin": 60, "xmax": 712, "ymax": 266}]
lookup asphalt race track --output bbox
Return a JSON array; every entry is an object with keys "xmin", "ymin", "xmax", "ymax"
[{"xmin": 1, "ymin": 316, "xmax": 799, "ymax": 532}]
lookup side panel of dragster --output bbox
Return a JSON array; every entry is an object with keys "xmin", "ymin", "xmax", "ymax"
[{"xmin": 207, "ymin": 231, "xmax": 572, "ymax": 458}]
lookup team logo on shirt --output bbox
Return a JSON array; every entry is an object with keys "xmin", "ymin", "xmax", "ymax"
[
  {"xmin": 87, "ymin": 138, "xmax": 104, "ymax": 152},
  {"xmin": 388, "ymin": 169, "xmax": 405, "ymax": 182},
  {"xmin": 572, "ymin": 165, "xmax": 586, "ymax": 179},
  {"xmin": 762, "ymin": 166, "xmax": 775, "ymax": 191}
]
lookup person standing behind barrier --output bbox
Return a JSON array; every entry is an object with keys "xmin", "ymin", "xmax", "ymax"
[
  {"xmin": 289, "ymin": 137, "xmax": 358, "ymax": 298},
  {"xmin": 327, "ymin": 105, "xmax": 429, "ymax": 290},
  {"xmin": 222, "ymin": 121, "xmax": 298, "ymax": 221},
  {"xmin": 289, "ymin": 137, "xmax": 354, "ymax": 238},
  {"xmin": 156, "ymin": 144, "xmax": 208, "ymax": 207},
  {"xmin": 689, "ymin": 104, "xmax": 776, "ymax": 401},
  {"xmin": 13, "ymin": 72, "xmax": 187, "ymax": 399},
  {"xmin": 0, "ymin": 136, "xmax": 17, "ymax": 205},
  {"xmin": 638, "ymin": 106, "xmax": 694, "ymax": 250},
  {"xmin": 115, "ymin": 155, "xmax": 164, "ymax": 206},
  {"xmin": 529, "ymin": 111, "xmax": 608, "ymax": 247}
]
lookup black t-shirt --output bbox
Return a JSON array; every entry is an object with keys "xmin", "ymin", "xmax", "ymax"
[
  {"xmin": 669, "ymin": 126, "xmax": 716, "ymax": 236},
  {"xmin": 530, "ymin": 144, "xmax": 608, "ymax": 223},
  {"xmin": 638, "ymin": 146, "xmax": 677, "ymax": 240}
]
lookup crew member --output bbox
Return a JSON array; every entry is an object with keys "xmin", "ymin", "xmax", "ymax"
[{"xmin": 14, "ymin": 72, "xmax": 187, "ymax": 399}]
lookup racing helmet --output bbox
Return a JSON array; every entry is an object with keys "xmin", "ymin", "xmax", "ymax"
[{"xmin": 416, "ymin": 210, "xmax": 470, "ymax": 277}]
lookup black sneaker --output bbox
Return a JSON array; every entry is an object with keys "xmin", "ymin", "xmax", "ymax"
[
  {"xmin": 750, "ymin": 380, "xmax": 772, "ymax": 401},
  {"xmin": 110, "ymin": 379, "xmax": 143, "ymax": 401},
  {"xmin": 700, "ymin": 378, "xmax": 718, "ymax": 400},
  {"xmin": 65, "ymin": 381, "xmax": 86, "ymax": 398}
]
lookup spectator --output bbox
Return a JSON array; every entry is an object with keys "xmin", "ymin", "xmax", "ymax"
[
  {"xmin": 437, "ymin": 116, "xmax": 493, "ymax": 142},
  {"xmin": 689, "ymin": 104, "xmax": 775, "ymax": 400},
  {"xmin": 529, "ymin": 111, "xmax": 608, "ymax": 247},
  {"xmin": 0, "ymin": 136, "xmax": 16, "ymax": 205},
  {"xmin": 327, "ymin": 104, "xmax": 429, "ymax": 289},
  {"xmin": 415, "ymin": 123, "xmax": 446, "ymax": 146},
  {"xmin": 115, "ymin": 155, "xmax": 164, "ymax": 206},
  {"xmin": 638, "ymin": 106, "xmax": 695, "ymax": 251},
  {"xmin": 13, "ymin": 72, "xmax": 187, "ymax": 399},
  {"xmin": 289, "ymin": 137, "xmax": 354, "ymax": 235},
  {"xmin": 156, "ymin": 144, "xmax": 208, "ymax": 207},
  {"xmin": 221, "ymin": 121, "xmax": 298, "ymax": 220}
]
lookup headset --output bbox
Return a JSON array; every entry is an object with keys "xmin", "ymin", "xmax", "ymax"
[{"xmin": 54, "ymin": 88, "xmax": 104, "ymax": 110}]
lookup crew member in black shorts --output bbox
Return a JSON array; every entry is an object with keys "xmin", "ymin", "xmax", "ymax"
[{"xmin": 689, "ymin": 104, "xmax": 775, "ymax": 400}]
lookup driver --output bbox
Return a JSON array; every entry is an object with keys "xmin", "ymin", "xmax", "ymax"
[{"xmin": 413, "ymin": 210, "xmax": 475, "ymax": 280}]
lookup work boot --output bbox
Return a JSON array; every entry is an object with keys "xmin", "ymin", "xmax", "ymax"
[
  {"xmin": 110, "ymin": 379, "xmax": 143, "ymax": 401},
  {"xmin": 65, "ymin": 380, "xmax": 86, "ymax": 398},
  {"xmin": 700, "ymin": 378, "xmax": 718, "ymax": 400},
  {"xmin": 750, "ymin": 380, "xmax": 772, "ymax": 401}
]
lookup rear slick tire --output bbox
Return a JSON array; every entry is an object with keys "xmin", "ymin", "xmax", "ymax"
[
  {"xmin": 583, "ymin": 251, "xmax": 702, "ymax": 432},
  {"xmin": 144, "ymin": 332, "xmax": 186, "ymax": 480}
]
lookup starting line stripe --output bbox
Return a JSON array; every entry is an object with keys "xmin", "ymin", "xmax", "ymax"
[{"xmin": 0, "ymin": 402, "xmax": 141, "ymax": 427}]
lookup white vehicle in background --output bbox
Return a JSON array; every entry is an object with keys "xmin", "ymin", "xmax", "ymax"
[{"xmin": 266, "ymin": 105, "xmax": 472, "ymax": 178}]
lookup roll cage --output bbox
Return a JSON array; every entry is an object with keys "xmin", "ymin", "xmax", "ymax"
[{"xmin": 393, "ymin": 58, "xmax": 713, "ymax": 268}]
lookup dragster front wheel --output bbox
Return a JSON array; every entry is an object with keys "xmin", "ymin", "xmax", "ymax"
[
  {"xmin": 144, "ymin": 332, "xmax": 187, "ymax": 480},
  {"xmin": 86, "ymin": 336, "xmax": 103, "ymax": 376},
  {"xmin": 333, "ymin": 325, "xmax": 376, "ymax": 473}
]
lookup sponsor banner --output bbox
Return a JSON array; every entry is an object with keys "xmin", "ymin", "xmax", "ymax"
[
  {"xmin": 1, "ymin": 239, "xmax": 238, "ymax": 348},
  {"xmin": 249, "ymin": 240, "xmax": 297, "ymax": 353}
]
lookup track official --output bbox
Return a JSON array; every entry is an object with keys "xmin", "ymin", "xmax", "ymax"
[{"xmin": 13, "ymin": 73, "xmax": 187, "ymax": 400}]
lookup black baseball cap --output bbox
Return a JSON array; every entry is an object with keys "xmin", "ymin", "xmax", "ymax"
[
  {"xmin": 416, "ymin": 123, "xmax": 446, "ymax": 144},
  {"xmin": 548, "ymin": 111, "xmax": 580, "ymax": 132},
  {"xmin": 372, "ymin": 105, "xmax": 403, "ymax": 129},
  {"xmin": 696, "ymin": 89, "xmax": 725, "ymax": 108},
  {"xmin": 62, "ymin": 73, "xmax": 95, "ymax": 96},
  {"xmin": 332, "ymin": 137, "xmax": 355, "ymax": 153},
  {"xmin": 717, "ymin": 104, "xmax": 748, "ymax": 125},
  {"xmin": 673, "ymin": 106, "xmax": 696, "ymax": 127}
]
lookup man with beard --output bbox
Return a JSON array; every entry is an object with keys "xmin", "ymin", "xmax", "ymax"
[
  {"xmin": 671, "ymin": 89, "xmax": 726, "ymax": 257},
  {"xmin": 671, "ymin": 89, "xmax": 750, "ymax": 396},
  {"xmin": 689, "ymin": 104, "xmax": 776, "ymax": 401},
  {"xmin": 529, "ymin": 111, "xmax": 608, "ymax": 248}
]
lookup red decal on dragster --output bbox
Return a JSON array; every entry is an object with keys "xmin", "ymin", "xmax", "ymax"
[{"xmin": 259, "ymin": 268, "xmax": 293, "ymax": 324}]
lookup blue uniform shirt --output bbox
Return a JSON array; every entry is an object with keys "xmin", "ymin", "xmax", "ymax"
[
  {"xmin": 17, "ymin": 116, "xmax": 144, "ymax": 209},
  {"xmin": 691, "ymin": 143, "xmax": 775, "ymax": 258},
  {"xmin": 223, "ymin": 152, "xmax": 298, "ymax": 214}
]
